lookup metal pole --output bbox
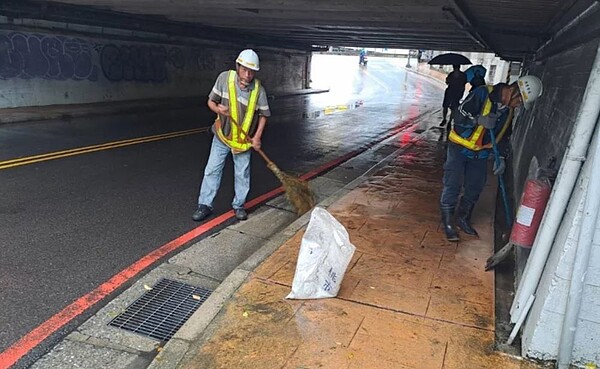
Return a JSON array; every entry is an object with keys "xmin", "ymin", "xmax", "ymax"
[{"xmin": 558, "ymin": 118, "xmax": 600, "ymax": 368}]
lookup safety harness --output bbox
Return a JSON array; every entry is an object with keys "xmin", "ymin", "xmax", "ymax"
[
  {"xmin": 448, "ymin": 86, "xmax": 513, "ymax": 151},
  {"xmin": 215, "ymin": 70, "xmax": 260, "ymax": 152}
]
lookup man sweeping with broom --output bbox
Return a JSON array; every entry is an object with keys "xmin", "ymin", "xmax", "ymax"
[{"xmin": 192, "ymin": 49, "xmax": 270, "ymax": 222}]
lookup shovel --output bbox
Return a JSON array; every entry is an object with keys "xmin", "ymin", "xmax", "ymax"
[
  {"xmin": 231, "ymin": 117, "xmax": 315, "ymax": 215},
  {"xmin": 485, "ymin": 241, "xmax": 514, "ymax": 271},
  {"xmin": 485, "ymin": 129, "xmax": 513, "ymax": 271}
]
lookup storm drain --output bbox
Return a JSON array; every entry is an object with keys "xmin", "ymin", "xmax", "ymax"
[{"xmin": 108, "ymin": 278, "xmax": 213, "ymax": 341}]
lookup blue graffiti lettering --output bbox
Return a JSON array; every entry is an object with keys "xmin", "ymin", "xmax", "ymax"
[
  {"xmin": 100, "ymin": 44, "xmax": 184, "ymax": 82},
  {"xmin": 168, "ymin": 47, "xmax": 185, "ymax": 69},
  {"xmin": 0, "ymin": 32, "xmax": 98, "ymax": 81},
  {"xmin": 193, "ymin": 49, "xmax": 216, "ymax": 71}
]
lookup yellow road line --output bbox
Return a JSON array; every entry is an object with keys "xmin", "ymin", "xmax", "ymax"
[{"xmin": 0, "ymin": 127, "xmax": 208, "ymax": 170}]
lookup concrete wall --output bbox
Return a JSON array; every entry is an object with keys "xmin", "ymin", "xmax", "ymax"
[
  {"xmin": 510, "ymin": 38, "xmax": 600, "ymax": 366},
  {"xmin": 511, "ymin": 39, "xmax": 600, "ymax": 205},
  {"xmin": 0, "ymin": 22, "xmax": 309, "ymax": 109}
]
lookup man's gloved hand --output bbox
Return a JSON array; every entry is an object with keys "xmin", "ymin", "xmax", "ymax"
[
  {"xmin": 493, "ymin": 156, "xmax": 506, "ymax": 176},
  {"xmin": 477, "ymin": 112, "xmax": 501, "ymax": 129}
]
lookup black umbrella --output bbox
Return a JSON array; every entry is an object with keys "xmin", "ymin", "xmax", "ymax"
[{"xmin": 428, "ymin": 53, "xmax": 472, "ymax": 65}]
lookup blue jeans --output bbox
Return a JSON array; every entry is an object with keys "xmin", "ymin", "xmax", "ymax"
[
  {"xmin": 198, "ymin": 135, "xmax": 251, "ymax": 210},
  {"xmin": 440, "ymin": 144, "xmax": 488, "ymax": 210}
]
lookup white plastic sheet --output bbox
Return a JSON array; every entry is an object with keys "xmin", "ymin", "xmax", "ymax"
[{"xmin": 287, "ymin": 207, "xmax": 356, "ymax": 299}]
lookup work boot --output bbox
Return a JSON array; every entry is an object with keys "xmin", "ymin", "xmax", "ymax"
[
  {"xmin": 234, "ymin": 208, "xmax": 248, "ymax": 221},
  {"xmin": 192, "ymin": 205, "xmax": 212, "ymax": 222},
  {"xmin": 441, "ymin": 207, "xmax": 459, "ymax": 242},
  {"xmin": 440, "ymin": 118, "xmax": 447, "ymax": 127},
  {"xmin": 457, "ymin": 201, "xmax": 478, "ymax": 236}
]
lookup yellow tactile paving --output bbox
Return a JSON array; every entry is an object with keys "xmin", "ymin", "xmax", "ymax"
[{"xmin": 182, "ymin": 140, "xmax": 544, "ymax": 369}]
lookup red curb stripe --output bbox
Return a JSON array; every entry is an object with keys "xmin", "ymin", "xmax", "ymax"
[
  {"xmin": 0, "ymin": 211, "xmax": 236, "ymax": 369},
  {"xmin": 0, "ymin": 186, "xmax": 290, "ymax": 369},
  {"xmin": 0, "ymin": 112, "xmax": 424, "ymax": 369}
]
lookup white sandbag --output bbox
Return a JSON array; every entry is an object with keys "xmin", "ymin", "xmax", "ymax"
[{"xmin": 286, "ymin": 207, "xmax": 356, "ymax": 299}]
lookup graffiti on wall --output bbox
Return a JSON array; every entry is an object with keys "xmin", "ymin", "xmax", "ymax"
[
  {"xmin": 0, "ymin": 32, "xmax": 99, "ymax": 80},
  {"xmin": 0, "ymin": 31, "xmax": 187, "ymax": 83},
  {"xmin": 192, "ymin": 49, "xmax": 216, "ymax": 71},
  {"xmin": 99, "ymin": 44, "xmax": 185, "ymax": 82}
]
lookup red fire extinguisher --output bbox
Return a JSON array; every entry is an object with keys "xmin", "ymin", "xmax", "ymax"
[{"xmin": 510, "ymin": 179, "xmax": 552, "ymax": 248}]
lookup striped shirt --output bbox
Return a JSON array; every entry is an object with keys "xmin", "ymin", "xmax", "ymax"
[{"xmin": 208, "ymin": 70, "xmax": 270, "ymax": 137}]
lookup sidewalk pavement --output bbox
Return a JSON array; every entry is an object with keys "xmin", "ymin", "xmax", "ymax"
[
  {"xmin": 154, "ymin": 134, "xmax": 543, "ymax": 368},
  {"xmin": 20, "ymin": 120, "xmax": 546, "ymax": 369}
]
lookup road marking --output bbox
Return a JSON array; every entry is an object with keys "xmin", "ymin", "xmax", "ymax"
[
  {"xmin": 0, "ymin": 127, "xmax": 207, "ymax": 170},
  {"xmin": 0, "ymin": 110, "xmax": 431, "ymax": 369}
]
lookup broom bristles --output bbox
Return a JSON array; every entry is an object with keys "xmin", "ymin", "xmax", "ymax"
[{"xmin": 268, "ymin": 163, "xmax": 315, "ymax": 214}]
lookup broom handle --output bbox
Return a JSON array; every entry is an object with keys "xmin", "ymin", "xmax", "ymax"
[
  {"xmin": 253, "ymin": 147, "xmax": 275, "ymax": 167},
  {"xmin": 227, "ymin": 116, "xmax": 277, "ymax": 168}
]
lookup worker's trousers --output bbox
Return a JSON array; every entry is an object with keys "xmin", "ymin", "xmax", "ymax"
[
  {"xmin": 440, "ymin": 144, "xmax": 488, "ymax": 210},
  {"xmin": 198, "ymin": 135, "xmax": 251, "ymax": 210}
]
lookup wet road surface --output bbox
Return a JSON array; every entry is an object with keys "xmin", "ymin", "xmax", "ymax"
[{"xmin": 0, "ymin": 54, "xmax": 443, "ymax": 367}]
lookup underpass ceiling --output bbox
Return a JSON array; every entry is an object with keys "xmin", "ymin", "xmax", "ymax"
[{"xmin": 2, "ymin": 0, "xmax": 598, "ymax": 61}]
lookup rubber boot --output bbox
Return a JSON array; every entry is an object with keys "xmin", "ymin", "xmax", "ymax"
[
  {"xmin": 441, "ymin": 207, "xmax": 459, "ymax": 241},
  {"xmin": 440, "ymin": 108, "xmax": 448, "ymax": 126},
  {"xmin": 457, "ymin": 200, "xmax": 478, "ymax": 236}
]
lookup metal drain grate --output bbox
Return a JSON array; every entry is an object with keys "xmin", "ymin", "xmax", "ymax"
[{"xmin": 109, "ymin": 278, "xmax": 213, "ymax": 341}]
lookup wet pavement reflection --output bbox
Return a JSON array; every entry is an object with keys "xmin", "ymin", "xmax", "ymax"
[
  {"xmin": 180, "ymin": 134, "xmax": 543, "ymax": 369},
  {"xmin": 0, "ymin": 54, "xmax": 449, "ymax": 359}
]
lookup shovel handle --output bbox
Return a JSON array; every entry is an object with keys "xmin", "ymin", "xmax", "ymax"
[{"xmin": 489, "ymin": 129, "xmax": 512, "ymax": 225}]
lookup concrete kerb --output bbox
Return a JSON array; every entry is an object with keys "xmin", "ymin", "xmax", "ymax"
[
  {"xmin": 146, "ymin": 126, "xmax": 430, "ymax": 369},
  {"xmin": 144, "ymin": 182, "xmax": 349, "ymax": 369},
  {"xmin": 25, "ymin": 107, "xmax": 436, "ymax": 369},
  {"xmin": 268, "ymin": 88, "xmax": 330, "ymax": 100}
]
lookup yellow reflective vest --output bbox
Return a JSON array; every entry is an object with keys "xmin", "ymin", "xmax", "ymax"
[
  {"xmin": 215, "ymin": 70, "xmax": 261, "ymax": 153},
  {"xmin": 448, "ymin": 86, "xmax": 513, "ymax": 151}
]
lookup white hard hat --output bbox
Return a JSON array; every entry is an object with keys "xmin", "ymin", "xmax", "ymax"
[
  {"xmin": 236, "ymin": 49, "xmax": 260, "ymax": 71},
  {"xmin": 517, "ymin": 75, "xmax": 543, "ymax": 109}
]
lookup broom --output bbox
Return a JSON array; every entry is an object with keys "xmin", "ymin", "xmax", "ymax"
[{"xmin": 231, "ymin": 117, "xmax": 315, "ymax": 215}]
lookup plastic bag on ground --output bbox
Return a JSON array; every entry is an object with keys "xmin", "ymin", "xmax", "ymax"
[{"xmin": 286, "ymin": 207, "xmax": 356, "ymax": 299}]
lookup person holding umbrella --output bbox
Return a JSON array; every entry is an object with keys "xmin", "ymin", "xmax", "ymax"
[
  {"xmin": 439, "ymin": 75, "xmax": 544, "ymax": 241},
  {"xmin": 428, "ymin": 53, "xmax": 471, "ymax": 127},
  {"xmin": 441, "ymin": 64, "xmax": 467, "ymax": 127}
]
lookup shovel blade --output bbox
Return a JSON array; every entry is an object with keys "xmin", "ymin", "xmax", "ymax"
[{"xmin": 485, "ymin": 242, "xmax": 514, "ymax": 271}]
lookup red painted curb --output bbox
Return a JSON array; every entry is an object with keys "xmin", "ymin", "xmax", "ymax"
[{"xmin": 0, "ymin": 113, "xmax": 423, "ymax": 369}]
